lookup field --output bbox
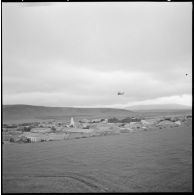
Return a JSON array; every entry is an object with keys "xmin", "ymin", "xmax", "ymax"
[{"xmin": 3, "ymin": 117, "xmax": 192, "ymax": 192}]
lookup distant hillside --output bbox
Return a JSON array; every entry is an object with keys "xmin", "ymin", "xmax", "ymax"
[
  {"xmin": 3, "ymin": 104, "xmax": 134, "ymax": 123},
  {"xmin": 126, "ymin": 104, "xmax": 192, "ymax": 111}
]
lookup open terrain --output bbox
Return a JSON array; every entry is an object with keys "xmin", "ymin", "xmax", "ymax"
[
  {"xmin": 2, "ymin": 105, "xmax": 192, "ymax": 192},
  {"xmin": 3, "ymin": 117, "xmax": 192, "ymax": 192}
]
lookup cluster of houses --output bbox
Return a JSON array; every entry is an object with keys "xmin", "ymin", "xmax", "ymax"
[{"xmin": 2, "ymin": 114, "xmax": 191, "ymax": 144}]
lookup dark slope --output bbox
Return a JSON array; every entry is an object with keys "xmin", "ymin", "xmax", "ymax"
[{"xmin": 3, "ymin": 104, "xmax": 134, "ymax": 123}]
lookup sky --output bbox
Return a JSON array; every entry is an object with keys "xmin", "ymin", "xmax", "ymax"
[{"xmin": 2, "ymin": 2, "xmax": 192, "ymax": 108}]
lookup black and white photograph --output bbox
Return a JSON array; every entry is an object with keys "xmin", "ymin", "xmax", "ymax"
[{"xmin": 2, "ymin": 1, "xmax": 193, "ymax": 193}]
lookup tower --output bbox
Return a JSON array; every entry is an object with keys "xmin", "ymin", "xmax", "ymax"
[{"xmin": 70, "ymin": 117, "xmax": 75, "ymax": 128}]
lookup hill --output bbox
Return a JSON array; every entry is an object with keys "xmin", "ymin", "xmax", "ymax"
[
  {"xmin": 3, "ymin": 104, "xmax": 134, "ymax": 124},
  {"xmin": 126, "ymin": 104, "xmax": 192, "ymax": 111}
]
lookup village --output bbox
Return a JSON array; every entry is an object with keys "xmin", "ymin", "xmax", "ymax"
[{"xmin": 2, "ymin": 114, "xmax": 192, "ymax": 144}]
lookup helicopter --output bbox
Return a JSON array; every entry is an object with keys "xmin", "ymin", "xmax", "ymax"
[
  {"xmin": 185, "ymin": 73, "xmax": 192, "ymax": 78},
  {"xmin": 117, "ymin": 91, "xmax": 125, "ymax": 96}
]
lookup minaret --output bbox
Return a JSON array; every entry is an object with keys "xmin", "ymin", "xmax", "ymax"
[{"xmin": 70, "ymin": 117, "xmax": 75, "ymax": 128}]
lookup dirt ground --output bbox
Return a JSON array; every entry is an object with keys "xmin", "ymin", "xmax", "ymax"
[{"xmin": 3, "ymin": 120, "xmax": 192, "ymax": 192}]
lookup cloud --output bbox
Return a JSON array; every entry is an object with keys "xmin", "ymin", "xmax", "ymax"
[
  {"xmin": 3, "ymin": 63, "xmax": 192, "ymax": 106},
  {"xmin": 2, "ymin": 2, "xmax": 192, "ymax": 107},
  {"xmin": 3, "ymin": 92, "xmax": 192, "ymax": 108},
  {"xmin": 21, "ymin": 3, "xmax": 55, "ymax": 7}
]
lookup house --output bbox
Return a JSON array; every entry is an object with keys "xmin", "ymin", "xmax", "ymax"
[{"xmin": 26, "ymin": 136, "xmax": 42, "ymax": 142}]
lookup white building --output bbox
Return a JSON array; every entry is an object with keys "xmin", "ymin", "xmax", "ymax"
[{"xmin": 70, "ymin": 117, "xmax": 76, "ymax": 128}]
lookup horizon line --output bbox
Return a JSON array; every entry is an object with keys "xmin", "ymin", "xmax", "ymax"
[{"xmin": 3, "ymin": 103, "xmax": 192, "ymax": 109}]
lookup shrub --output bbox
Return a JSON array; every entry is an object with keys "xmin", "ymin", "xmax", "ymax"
[
  {"xmin": 120, "ymin": 117, "xmax": 132, "ymax": 123},
  {"xmin": 23, "ymin": 126, "xmax": 31, "ymax": 132},
  {"xmin": 108, "ymin": 117, "xmax": 120, "ymax": 123},
  {"xmin": 3, "ymin": 124, "xmax": 8, "ymax": 128},
  {"xmin": 164, "ymin": 117, "xmax": 172, "ymax": 121},
  {"xmin": 6, "ymin": 125, "xmax": 18, "ymax": 128},
  {"xmin": 10, "ymin": 137, "xmax": 15, "ymax": 142},
  {"xmin": 20, "ymin": 123, "xmax": 32, "ymax": 126},
  {"xmin": 51, "ymin": 126, "xmax": 56, "ymax": 132}
]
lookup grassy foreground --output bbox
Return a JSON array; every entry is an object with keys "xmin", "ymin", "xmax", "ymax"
[{"xmin": 3, "ymin": 120, "xmax": 192, "ymax": 192}]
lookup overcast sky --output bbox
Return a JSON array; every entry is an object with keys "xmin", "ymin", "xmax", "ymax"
[{"xmin": 3, "ymin": 2, "xmax": 192, "ymax": 108}]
